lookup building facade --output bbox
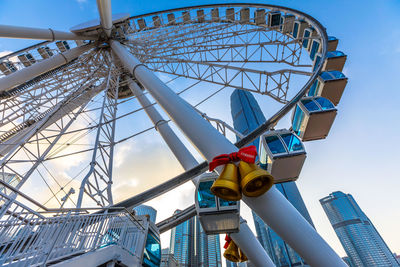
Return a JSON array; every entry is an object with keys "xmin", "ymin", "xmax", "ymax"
[
  {"xmin": 320, "ymin": 191, "xmax": 399, "ymax": 267},
  {"xmin": 230, "ymin": 89, "xmax": 314, "ymax": 266},
  {"xmin": 133, "ymin": 204, "xmax": 157, "ymax": 223},
  {"xmin": 161, "ymin": 248, "xmax": 179, "ymax": 267},
  {"xmin": 169, "ymin": 210, "xmax": 221, "ymax": 266}
]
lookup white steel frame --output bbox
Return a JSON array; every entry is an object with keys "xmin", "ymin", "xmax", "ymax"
[{"xmin": 0, "ymin": 2, "xmax": 348, "ymax": 266}]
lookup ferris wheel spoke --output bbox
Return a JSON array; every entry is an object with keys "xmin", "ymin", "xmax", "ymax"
[
  {"xmin": 0, "ymin": 49, "xmax": 107, "ymax": 130},
  {"xmin": 0, "ymin": 43, "xmax": 95, "ymax": 94},
  {"xmin": 77, "ymin": 63, "xmax": 120, "ymax": 208},
  {"xmin": 0, "ymin": 24, "xmax": 96, "ymax": 41},
  {"xmin": 0, "ymin": 83, "xmax": 99, "ymax": 217},
  {"xmin": 141, "ymin": 54, "xmax": 310, "ymax": 103}
]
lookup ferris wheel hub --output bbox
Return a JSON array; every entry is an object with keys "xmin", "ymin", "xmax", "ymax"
[{"xmin": 70, "ymin": 13, "xmax": 130, "ymax": 34}]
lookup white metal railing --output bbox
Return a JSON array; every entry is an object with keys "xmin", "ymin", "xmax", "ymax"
[{"xmin": 0, "ymin": 210, "xmax": 147, "ymax": 266}]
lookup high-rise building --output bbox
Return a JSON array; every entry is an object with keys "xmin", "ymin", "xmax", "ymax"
[
  {"xmin": 0, "ymin": 173, "xmax": 21, "ymax": 193},
  {"xmin": 161, "ymin": 248, "xmax": 179, "ymax": 267},
  {"xmin": 230, "ymin": 89, "xmax": 314, "ymax": 266},
  {"xmin": 133, "ymin": 204, "xmax": 157, "ymax": 223},
  {"xmin": 169, "ymin": 210, "xmax": 222, "ymax": 266},
  {"xmin": 320, "ymin": 191, "xmax": 399, "ymax": 267}
]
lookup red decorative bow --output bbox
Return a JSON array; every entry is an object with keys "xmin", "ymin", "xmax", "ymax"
[
  {"xmin": 224, "ymin": 234, "xmax": 232, "ymax": 249},
  {"xmin": 209, "ymin": 145, "xmax": 257, "ymax": 171}
]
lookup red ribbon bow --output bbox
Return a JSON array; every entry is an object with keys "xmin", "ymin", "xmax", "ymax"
[
  {"xmin": 208, "ymin": 145, "xmax": 257, "ymax": 171},
  {"xmin": 224, "ymin": 234, "xmax": 232, "ymax": 249}
]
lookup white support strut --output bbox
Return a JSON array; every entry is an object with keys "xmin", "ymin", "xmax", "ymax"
[
  {"xmin": 0, "ymin": 44, "xmax": 94, "ymax": 93},
  {"xmin": 0, "ymin": 24, "xmax": 96, "ymax": 40},
  {"xmin": 111, "ymin": 40, "xmax": 347, "ymax": 267},
  {"xmin": 128, "ymin": 80, "xmax": 275, "ymax": 267},
  {"xmin": 96, "ymin": 0, "xmax": 113, "ymax": 37}
]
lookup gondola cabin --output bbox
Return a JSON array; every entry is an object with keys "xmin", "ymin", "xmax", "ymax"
[
  {"xmin": 254, "ymin": 9, "xmax": 266, "ymax": 25},
  {"xmin": 226, "ymin": 8, "xmax": 235, "ymax": 22},
  {"xmin": 268, "ymin": 11, "xmax": 281, "ymax": 27},
  {"xmin": 167, "ymin": 13, "xmax": 176, "ymax": 25},
  {"xmin": 322, "ymin": 51, "xmax": 347, "ymax": 72},
  {"xmin": 0, "ymin": 61, "xmax": 17, "ymax": 75},
  {"xmin": 137, "ymin": 18, "xmax": 147, "ymax": 30},
  {"xmin": 197, "ymin": 9, "xmax": 205, "ymax": 23},
  {"xmin": 195, "ymin": 173, "xmax": 240, "ymax": 234},
  {"xmin": 182, "ymin": 11, "xmax": 191, "ymax": 23},
  {"xmin": 56, "ymin": 41, "xmax": 70, "ymax": 52},
  {"xmin": 292, "ymin": 20, "xmax": 308, "ymax": 39},
  {"xmin": 259, "ymin": 129, "xmax": 306, "ymax": 183},
  {"xmin": 308, "ymin": 70, "xmax": 348, "ymax": 105},
  {"xmin": 37, "ymin": 46, "xmax": 53, "ymax": 59},
  {"xmin": 279, "ymin": 14, "xmax": 295, "ymax": 33},
  {"xmin": 240, "ymin": 8, "xmax": 250, "ymax": 23},
  {"xmin": 17, "ymin": 53, "xmax": 36, "ymax": 67},
  {"xmin": 152, "ymin": 16, "xmax": 162, "ymax": 27},
  {"xmin": 328, "ymin": 36, "xmax": 339, "ymax": 51},
  {"xmin": 292, "ymin": 96, "xmax": 337, "ymax": 141},
  {"xmin": 211, "ymin": 8, "xmax": 220, "ymax": 22}
]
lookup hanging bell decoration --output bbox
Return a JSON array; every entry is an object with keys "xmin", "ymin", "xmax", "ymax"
[
  {"xmin": 239, "ymin": 248, "xmax": 248, "ymax": 262},
  {"xmin": 238, "ymin": 161, "xmax": 274, "ymax": 197},
  {"xmin": 223, "ymin": 240, "xmax": 240, "ymax": 262},
  {"xmin": 211, "ymin": 163, "xmax": 241, "ymax": 201}
]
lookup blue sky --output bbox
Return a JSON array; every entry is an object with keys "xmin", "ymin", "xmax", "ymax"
[{"xmin": 1, "ymin": 0, "xmax": 400, "ymax": 259}]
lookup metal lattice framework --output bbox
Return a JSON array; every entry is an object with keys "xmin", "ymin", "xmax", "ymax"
[{"xmin": 0, "ymin": 2, "xmax": 349, "ymax": 266}]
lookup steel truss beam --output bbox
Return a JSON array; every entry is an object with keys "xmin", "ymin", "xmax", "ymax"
[
  {"xmin": 77, "ymin": 62, "xmax": 119, "ymax": 208},
  {"xmin": 0, "ymin": 79, "xmax": 107, "ymax": 219}
]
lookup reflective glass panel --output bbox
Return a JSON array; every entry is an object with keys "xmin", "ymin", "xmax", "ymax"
[
  {"xmin": 143, "ymin": 232, "xmax": 161, "ymax": 267},
  {"xmin": 281, "ymin": 133, "xmax": 304, "ymax": 152},
  {"xmin": 313, "ymin": 55, "xmax": 321, "ymax": 72},
  {"xmin": 293, "ymin": 22, "xmax": 299, "ymax": 38},
  {"xmin": 197, "ymin": 181, "xmax": 216, "ymax": 208},
  {"xmin": 308, "ymin": 80, "xmax": 319, "ymax": 96},
  {"xmin": 302, "ymin": 30, "xmax": 310, "ymax": 48},
  {"xmin": 219, "ymin": 198, "xmax": 237, "ymax": 207},
  {"xmin": 330, "ymin": 70, "xmax": 346, "ymax": 79},
  {"xmin": 327, "ymin": 51, "xmax": 345, "ymax": 58},
  {"xmin": 292, "ymin": 106, "xmax": 305, "ymax": 136},
  {"xmin": 315, "ymin": 97, "xmax": 335, "ymax": 110},
  {"xmin": 302, "ymin": 99, "xmax": 320, "ymax": 112},
  {"xmin": 328, "ymin": 36, "xmax": 337, "ymax": 41},
  {"xmin": 265, "ymin": 135, "xmax": 286, "ymax": 154},
  {"xmin": 310, "ymin": 41, "xmax": 320, "ymax": 60}
]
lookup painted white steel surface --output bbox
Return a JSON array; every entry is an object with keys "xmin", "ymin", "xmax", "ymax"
[
  {"xmin": 126, "ymin": 79, "xmax": 271, "ymax": 266},
  {"xmin": 96, "ymin": 0, "xmax": 113, "ymax": 37},
  {"xmin": 111, "ymin": 40, "xmax": 346, "ymax": 267},
  {"xmin": 0, "ymin": 24, "xmax": 95, "ymax": 40},
  {"xmin": 128, "ymin": 80, "xmax": 198, "ymax": 172},
  {"xmin": 231, "ymin": 219, "xmax": 276, "ymax": 267},
  {"xmin": 0, "ymin": 44, "xmax": 94, "ymax": 92}
]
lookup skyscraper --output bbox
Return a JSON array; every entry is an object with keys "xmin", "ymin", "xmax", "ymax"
[
  {"xmin": 320, "ymin": 191, "xmax": 399, "ymax": 267},
  {"xmin": 169, "ymin": 210, "xmax": 222, "ymax": 266},
  {"xmin": 133, "ymin": 204, "xmax": 157, "ymax": 223},
  {"xmin": 230, "ymin": 89, "xmax": 314, "ymax": 266}
]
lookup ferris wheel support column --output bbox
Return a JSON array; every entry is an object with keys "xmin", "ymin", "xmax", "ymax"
[
  {"xmin": 128, "ymin": 80, "xmax": 275, "ymax": 267},
  {"xmin": 111, "ymin": 40, "xmax": 346, "ymax": 267},
  {"xmin": 96, "ymin": 0, "xmax": 112, "ymax": 37},
  {"xmin": 0, "ymin": 24, "xmax": 96, "ymax": 40},
  {"xmin": 0, "ymin": 43, "xmax": 95, "ymax": 93}
]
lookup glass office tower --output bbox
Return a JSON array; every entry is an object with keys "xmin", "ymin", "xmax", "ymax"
[
  {"xmin": 133, "ymin": 204, "xmax": 157, "ymax": 223},
  {"xmin": 320, "ymin": 191, "xmax": 399, "ymax": 267},
  {"xmin": 230, "ymin": 89, "xmax": 314, "ymax": 266},
  {"xmin": 169, "ymin": 210, "xmax": 221, "ymax": 266}
]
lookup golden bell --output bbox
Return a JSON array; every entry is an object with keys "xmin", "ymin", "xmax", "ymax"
[
  {"xmin": 239, "ymin": 248, "xmax": 248, "ymax": 262},
  {"xmin": 211, "ymin": 163, "xmax": 241, "ymax": 201},
  {"xmin": 238, "ymin": 161, "xmax": 274, "ymax": 197},
  {"xmin": 223, "ymin": 241, "xmax": 240, "ymax": 262}
]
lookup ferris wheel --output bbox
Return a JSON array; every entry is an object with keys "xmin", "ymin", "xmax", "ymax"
[{"xmin": 0, "ymin": 1, "xmax": 348, "ymax": 266}]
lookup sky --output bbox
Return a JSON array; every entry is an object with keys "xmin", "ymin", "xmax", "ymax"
[{"xmin": 1, "ymin": 0, "xmax": 400, "ymax": 262}]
